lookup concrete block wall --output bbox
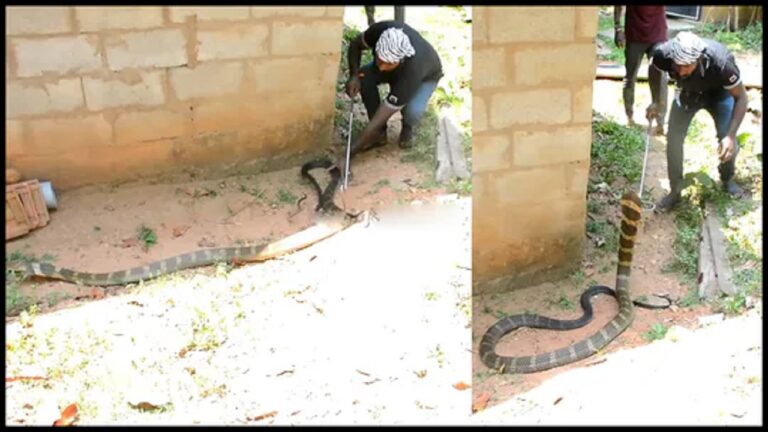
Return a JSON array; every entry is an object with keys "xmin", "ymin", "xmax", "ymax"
[
  {"xmin": 472, "ymin": 6, "xmax": 599, "ymax": 295},
  {"xmin": 5, "ymin": 6, "xmax": 345, "ymax": 189}
]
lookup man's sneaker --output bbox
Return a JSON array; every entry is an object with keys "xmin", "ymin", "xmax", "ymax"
[
  {"xmin": 655, "ymin": 193, "xmax": 680, "ymax": 213},
  {"xmin": 398, "ymin": 123, "xmax": 414, "ymax": 149},
  {"xmin": 723, "ymin": 179, "xmax": 746, "ymax": 198}
]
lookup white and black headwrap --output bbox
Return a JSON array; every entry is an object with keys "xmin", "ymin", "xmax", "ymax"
[
  {"xmin": 669, "ymin": 31, "xmax": 705, "ymax": 65},
  {"xmin": 375, "ymin": 28, "xmax": 416, "ymax": 64}
]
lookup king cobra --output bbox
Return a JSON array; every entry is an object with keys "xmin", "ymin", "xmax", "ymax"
[
  {"xmin": 479, "ymin": 190, "xmax": 649, "ymax": 373},
  {"xmin": 12, "ymin": 160, "xmax": 357, "ymax": 286}
]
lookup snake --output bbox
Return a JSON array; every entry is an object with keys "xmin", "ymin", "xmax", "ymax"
[
  {"xmin": 479, "ymin": 190, "xmax": 657, "ymax": 374},
  {"xmin": 11, "ymin": 161, "xmax": 359, "ymax": 286}
]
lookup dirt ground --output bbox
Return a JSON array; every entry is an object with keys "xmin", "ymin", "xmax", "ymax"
[{"xmin": 471, "ymin": 78, "xmax": 764, "ymax": 412}]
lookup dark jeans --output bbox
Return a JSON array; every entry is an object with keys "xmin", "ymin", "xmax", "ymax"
[
  {"xmin": 359, "ymin": 61, "xmax": 438, "ymax": 129},
  {"xmin": 365, "ymin": 6, "xmax": 405, "ymax": 25},
  {"xmin": 666, "ymin": 88, "xmax": 738, "ymax": 195},
  {"xmin": 624, "ymin": 41, "xmax": 668, "ymax": 125}
]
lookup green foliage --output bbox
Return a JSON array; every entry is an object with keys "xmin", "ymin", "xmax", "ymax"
[
  {"xmin": 643, "ymin": 322, "xmax": 668, "ymax": 341},
  {"xmin": 697, "ymin": 21, "xmax": 763, "ymax": 54},
  {"xmin": 137, "ymin": 225, "xmax": 158, "ymax": 250},
  {"xmin": 591, "ymin": 114, "xmax": 645, "ymax": 184}
]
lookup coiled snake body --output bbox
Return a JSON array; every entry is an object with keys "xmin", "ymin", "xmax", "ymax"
[
  {"xmin": 479, "ymin": 191, "xmax": 646, "ymax": 373},
  {"xmin": 14, "ymin": 159, "xmax": 352, "ymax": 286}
]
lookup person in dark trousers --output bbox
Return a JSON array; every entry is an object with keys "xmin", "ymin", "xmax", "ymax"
[
  {"xmin": 614, "ymin": 5, "xmax": 669, "ymax": 135},
  {"xmin": 365, "ymin": 6, "xmax": 405, "ymax": 26},
  {"xmin": 336, "ymin": 20, "xmax": 442, "ymax": 175},
  {"xmin": 646, "ymin": 31, "xmax": 749, "ymax": 212}
]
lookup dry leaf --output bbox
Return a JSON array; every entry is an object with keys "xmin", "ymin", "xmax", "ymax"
[
  {"xmin": 453, "ymin": 381, "xmax": 471, "ymax": 391},
  {"xmin": 249, "ymin": 411, "xmax": 277, "ymax": 422},
  {"xmin": 5, "ymin": 375, "xmax": 47, "ymax": 383},
  {"xmin": 173, "ymin": 225, "xmax": 190, "ymax": 238},
  {"xmin": 414, "ymin": 370, "xmax": 427, "ymax": 378},
  {"xmin": 472, "ymin": 392, "xmax": 492, "ymax": 413},
  {"xmin": 52, "ymin": 403, "xmax": 78, "ymax": 426},
  {"xmin": 553, "ymin": 396, "xmax": 563, "ymax": 405}
]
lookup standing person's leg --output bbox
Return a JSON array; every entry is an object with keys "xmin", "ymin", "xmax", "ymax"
[
  {"xmin": 657, "ymin": 96, "xmax": 698, "ymax": 212},
  {"xmin": 359, "ymin": 61, "xmax": 389, "ymax": 146},
  {"xmin": 365, "ymin": 6, "xmax": 376, "ymax": 26},
  {"xmin": 399, "ymin": 81, "xmax": 439, "ymax": 149},
  {"xmin": 394, "ymin": 6, "xmax": 405, "ymax": 23},
  {"xmin": 623, "ymin": 42, "xmax": 651, "ymax": 126},
  {"xmin": 646, "ymin": 42, "xmax": 669, "ymax": 135},
  {"xmin": 707, "ymin": 90, "xmax": 744, "ymax": 196}
]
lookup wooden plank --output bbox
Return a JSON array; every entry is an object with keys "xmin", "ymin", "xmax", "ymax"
[
  {"xmin": 435, "ymin": 109, "xmax": 470, "ymax": 184},
  {"xmin": 698, "ymin": 213, "xmax": 718, "ymax": 299},
  {"xmin": 705, "ymin": 203, "xmax": 738, "ymax": 296}
]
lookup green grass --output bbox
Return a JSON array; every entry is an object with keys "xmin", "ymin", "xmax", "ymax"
[
  {"xmin": 5, "ymin": 251, "xmax": 57, "ymax": 316},
  {"xmin": 590, "ymin": 113, "xmax": 645, "ymax": 185},
  {"xmin": 276, "ymin": 188, "xmax": 298, "ymax": 205},
  {"xmin": 643, "ymin": 322, "xmax": 668, "ymax": 341},
  {"xmin": 137, "ymin": 225, "xmax": 157, "ymax": 250},
  {"xmin": 696, "ymin": 21, "xmax": 763, "ymax": 54}
]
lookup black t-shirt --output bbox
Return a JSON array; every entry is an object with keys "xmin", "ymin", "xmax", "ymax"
[
  {"xmin": 650, "ymin": 38, "xmax": 741, "ymax": 95},
  {"xmin": 362, "ymin": 20, "xmax": 443, "ymax": 108}
]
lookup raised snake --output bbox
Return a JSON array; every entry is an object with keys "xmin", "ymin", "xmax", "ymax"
[
  {"xmin": 12, "ymin": 159, "xmax": 355, "ymax": 286},
  {"xmin": 479, "ymin": 190, "xmax": 654, "ymax": 373}
]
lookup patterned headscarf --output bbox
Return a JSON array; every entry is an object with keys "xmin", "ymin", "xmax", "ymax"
[
  {"xmin": 669, "ymin": 31, "xmax": 705, "ymax": 65},
  {"xmin": 375, "ymin": 28, "xmax": 416, "ymax": 64}
]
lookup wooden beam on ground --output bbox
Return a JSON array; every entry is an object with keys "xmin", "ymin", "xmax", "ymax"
[{"xmin": 435, "ymin": 108, "xmax": 470, "ymax": 184}]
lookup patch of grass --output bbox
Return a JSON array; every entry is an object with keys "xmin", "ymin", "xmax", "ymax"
[
  {"xmin": 493, "ymin": 310, "xmax": 508, "ymax": 320},
  {"xmin": 661, "ymin": 198, "xmax": 703, "ymax": 289},
  {"xmin": 555, "ymin": 294, "xmax": 576, "ymax": 311},
  {"xmin": 447, "ymin": 177, "xmax": 471, "ymax": 196},
  {"xmin": 697, "ymin": 21, "xmax": 763, "ymax": 54},
  {"xmin": 591, "ymin": 113, "xmax": 645, "ymax": 185},
  {"xmin": 239, "ymin": 184, "xmax": 266, "ymax": 200},
  {"xmin": 425, "ymin": 291, "xmax": 439, "ymax": 301},
  {"xmin": 679, "ymin": 288, "xmax": 702, "ymax": 308},
  {"xmin": 276, "ymin": 188, "xmax": 298, "ymax": 205},
  {"xmin": 643, "ymin": 322, "xmax": 668, "ymax": 342},
  {"xmin": 717, "ymin": 290, "xmax": 749, "ymax": 316},
  {"xmin": 428, "ymin": 344, "xmax": 446, "ymax": 368},
  {"xmin": 368, "ymin": 178, "xmax": 391, "ymax": 195},
  {"xmin": 400, "ymin": 108, "xmax": 441, "ymax": 170},
  {"xmin": 137, "ymin": 225, "xmax": 158, "ymax": 250}
]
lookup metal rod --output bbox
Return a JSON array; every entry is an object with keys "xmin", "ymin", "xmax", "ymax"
[
  {"xmin": 343, "ymin": 98, "xmax": 354, "ymax": 190},
  {"xmin": 639, "ymin": 122, "xmax": 652, "ymax": 200}
]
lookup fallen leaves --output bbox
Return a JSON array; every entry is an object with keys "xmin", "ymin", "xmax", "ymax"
[
  {"xmin": 414, "ymin": 370, "xmax": 427, "ymax": 379},
  {"xmin": 472, "ymin": 392, "xmax": 492, "ymax": 413},
  {"xmin": 5, "ymin": 375, "xmax": 47, "ymax": 383},
  {"xmin": 247, "ymin": 410, "xmax": 277, "ymax": 422},
  {"xmin": 52, "ymin": 403, "xmax": 78, "ymax": 426},
  {"xmin": 172, "ymin": 225, "xmax": 190, "ymax": 238},
  {"xmin": 453, "ymin": 381, "xmax": 471, "ymax": 391}
]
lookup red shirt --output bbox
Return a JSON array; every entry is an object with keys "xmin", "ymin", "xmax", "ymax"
[{"xmin": 625, "ymin": 6, "xmax": 668, "ymax": 44}]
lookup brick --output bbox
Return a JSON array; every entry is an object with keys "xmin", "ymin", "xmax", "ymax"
[
  {"xmin": 272, "ymin": 21, "xmax": 342, "ymax": 56},
  {"xmin": 191, "ymin": 99, "xmax": 254, "ymax": 134},
  {"xmin": 321, "ymin": 54, "xmax": 342, "ymax": 84},
  {"xmin": 6, "ymin": 78, "xmax": 84, "ymax": 117},
  {"xmin": 497, "ymin": 196, "xmax": 586, "ymax": 240},
  {"xmin": 474, "ymin": 47, "xmax": 507, "ymax": 89},
  {"xmin": 473, "ymin": 97, "xmax": 487, "ymax": 133},
  {"xmin": 473, "ymin": 7, "xmax": 487, "ymax": 43},
  {"xmin": 197, "ymin": 24, "xmax": 269, "ymax": 61},
  {"xmin": 83, "ymin": 70, "xmax": 165, "ymax": 110},
  {"xmin": 488, "ymin": 7, "xmax": 575, "ymax": 43},
  {"xmin": 514, "ymin": 44, "xmax": 596, "ymax": 86},
  {"xmin": 13, "ymin": 35, "xmax": 101, "ymax": 77},
  {"xmin": 247, "ymin": 56, "xmax": 323, "ymax": 94},
  {"xmin": 573, "ymin": 84, "xmax": 594, "ymax": 123},
  {"xmin": 169, "ymin": 7, "xmax": 250, "ymax": 23},
  {"xmin": 6, "ymin": 120, "xmax": 24, "ymax": 156},
  {"xmin": 576, "ymin": 7, "xmax": 599, "ymax": 38},
  {"xmin": 75, "ymin": 7, "xmax": 163, "ymax": 32},
  {"xmin": 565, "ymin": 162, "xmax": 590, "ymax": 198},
  {"xmin": 252, "ymin": 6, "xmax": 325, "ymax": 18},
  {"xmin": 114, "ymin": 109, "xmax": 186, "ymax": 145},
  {"xmin": 104, "ymin": 29, "xmax": 186, "ymax": 71},
  {"xmin": 490, "ymin": 166, "xmax": 568, "ymax": 206},
  {"xmin": 27, "ymin": 114, "xmax": 112, "ymax": 154},
  {"xmin": 490, "ymin": 89, "xmax": 571, "ymax": 129},
  {"xmin": 325, "ymin": 7, "xmax": 345, "ymax": 17},
  {"xmin": 473, "ymin": 134, "xmax": 512, "ymax": 173},
  {"xmin": 513, "ymin": 127, "xmax": 592, "ymax": 167},
  {"xmin": 170, "ymin": 62, "xmax": 243, "ymax": 100},
  {"xmin": 5, "ymin": 6, "xmax": 71, "ymax": 35}
]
